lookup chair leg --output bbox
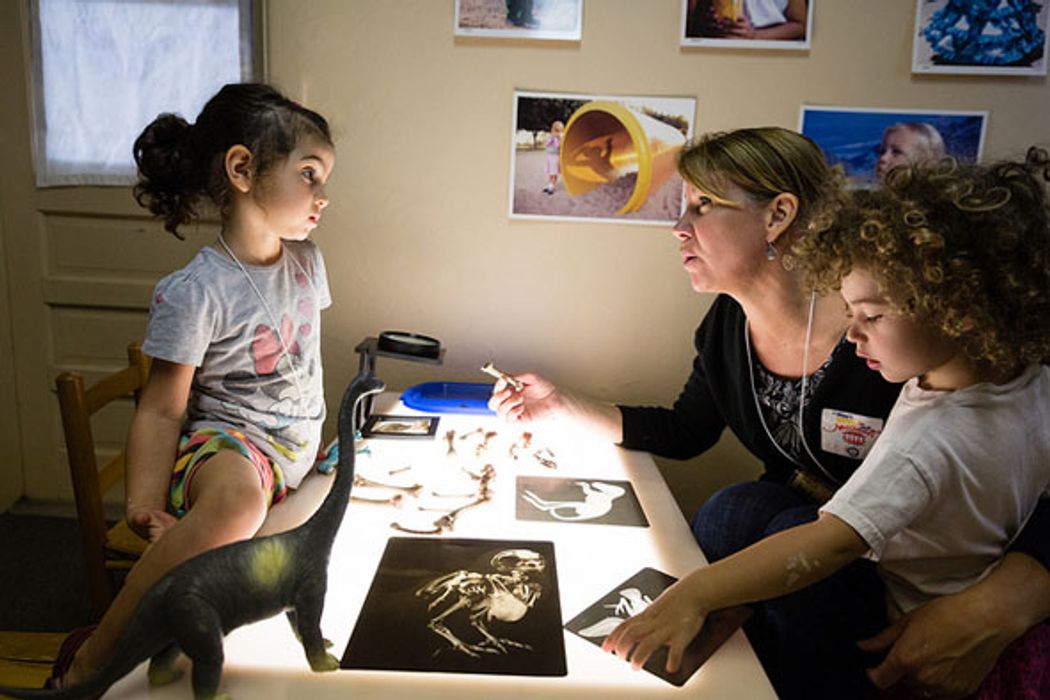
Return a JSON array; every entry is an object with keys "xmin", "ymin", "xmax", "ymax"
[{"xmin": 81, "ymin": 543, "xmax": 116, "ymax": 621}]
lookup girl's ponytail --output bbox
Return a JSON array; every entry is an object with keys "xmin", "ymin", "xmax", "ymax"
[{"xmin": 133, "ymin": 114, "xmax": 200, "ymax": 238}]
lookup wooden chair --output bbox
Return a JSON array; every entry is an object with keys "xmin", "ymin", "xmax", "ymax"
[
  {"xmin": 55, "ymin": 342, "xmax": 151, "ymax": 620},
  {"xmin": 0, "ymin": 631, "xmax": 66, "ymax": 688}
]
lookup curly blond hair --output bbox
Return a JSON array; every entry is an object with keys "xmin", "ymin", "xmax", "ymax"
[{"xmin": 792, "ymin": 148, "xmax": 1050, "ymax": 372}]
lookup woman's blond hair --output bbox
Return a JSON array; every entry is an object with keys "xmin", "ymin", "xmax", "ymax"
[{"xmin": 677, "ymin": 127, "xmax": 843, "ymax": 236}]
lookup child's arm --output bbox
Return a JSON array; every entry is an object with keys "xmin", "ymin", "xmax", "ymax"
[
  {"xmin": 124, "ymin": 359, "xmax": 194, "ymax": 542},
  {"xmin": 602, "ymin": 512, "xmax": 869, "ymax": 672}
]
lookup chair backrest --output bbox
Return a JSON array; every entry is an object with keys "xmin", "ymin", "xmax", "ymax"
[{"xmin": 55, "ymin": 342, "xmax": 150, "ymax": 617}]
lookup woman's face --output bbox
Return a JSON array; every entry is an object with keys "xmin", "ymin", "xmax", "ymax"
[{"xmin": 672, "ymin": 182, "xmax": 769, "ymax": 295}]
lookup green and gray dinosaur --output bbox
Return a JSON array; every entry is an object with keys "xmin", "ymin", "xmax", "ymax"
[{"xmin": 0, "ymin": 372, "xmax": 384, "ymax": 699}]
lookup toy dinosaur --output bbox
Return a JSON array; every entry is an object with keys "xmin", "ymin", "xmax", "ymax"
[{"xmin": 0, "ymin": 372, "xmax": 384, "ymax": 700}]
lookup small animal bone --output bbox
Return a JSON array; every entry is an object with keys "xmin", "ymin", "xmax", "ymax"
[
  {"xmin": 461, "ymin": 463, "xmax": 495, "ymax": 481},
  {"xmin": 475, "ymin": 431, "xmax": 498, "ymax": 457},
  {"xmin": 533, "ymin": 447, "xmax": 557, "ymax": 470},
  {"xmin": 509, "ymin": 431, "xmax": 533, "ymax": 460},
  {"xmin": 353, "ymin": 474, "xmax": 424, "ymax": 495},
  {"xmin": 398, "ymin": 462, "xmax": 494, "ymax": 534},
  {"xmin": 352, "ymin": 492, "xmax": 404, "ymax": 505},
  {"xmin": 445, "ymin": 429, "xmax": 457, "ymax": 456},
  {"xmin": 391, "ymin": 521, "xmax": 444, "ymax": 536},
  {"xmin": 433, "ymin": 493, "xmax": 492, "ymax": 531},
  {"xmin": 480, "ymin": 361, "xmax": 524, "ymax": 391},
  {"xmin": 391, "ymin": 493, "xmax": 491, "ymax": 535},
  {"xmin": 458, "ymin": 427, "xmax": 484, "ymax": 441}
]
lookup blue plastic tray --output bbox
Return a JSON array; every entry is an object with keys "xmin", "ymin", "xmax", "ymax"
[{"xmin": 401, "ymin": 381, "xmax": 496, "ymax": 415}]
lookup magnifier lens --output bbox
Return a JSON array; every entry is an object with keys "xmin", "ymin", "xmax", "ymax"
[{"xmin": 377, "ymin": 331, "xmax": 441, "ymax": 359}]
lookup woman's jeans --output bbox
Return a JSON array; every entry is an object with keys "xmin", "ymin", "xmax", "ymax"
[{"xmin": 691, "ymin": 480, "xmax": 887, "ymax": 700}]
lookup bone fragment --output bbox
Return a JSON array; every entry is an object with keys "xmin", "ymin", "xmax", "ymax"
[{"xmin": 481, "ymin": 362, "xmax": 524, "ymax": 391}]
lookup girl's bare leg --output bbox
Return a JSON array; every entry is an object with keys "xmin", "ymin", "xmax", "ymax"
[{"xmin": 63, "ymin": 452, "xmax": 268, "ymax": 686}]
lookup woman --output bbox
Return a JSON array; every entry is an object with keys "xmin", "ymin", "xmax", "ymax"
[{"xmin": 490, "ymin": 127, "xmax": 1050, "ymax": 699}]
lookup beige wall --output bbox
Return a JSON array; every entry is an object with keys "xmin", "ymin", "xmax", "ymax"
[
  {"xmin": 2, "ymin": 1, "xmax": 1049, "ymax": 516},
  {"xmin": 265, "ymin": 0, "xmax": 1050, "ymax": 516}
]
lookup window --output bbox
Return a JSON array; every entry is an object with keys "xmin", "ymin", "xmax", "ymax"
[{"xmin": 28, "ymin": 0, "xmax": 259, "ymax": 187}]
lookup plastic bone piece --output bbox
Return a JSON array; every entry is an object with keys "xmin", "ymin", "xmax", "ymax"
[{"xmin": 480, "ymin": 362, "xmax": 524, "ymax": 391}]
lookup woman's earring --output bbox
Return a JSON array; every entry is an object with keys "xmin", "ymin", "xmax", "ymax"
[{"xmin": 765, "ymin": 242, "xmax": 778, "ymax": 261}]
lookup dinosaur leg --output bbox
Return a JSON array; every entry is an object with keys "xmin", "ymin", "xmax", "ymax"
[
  {"xmin": 170, "ymin": 602, "xmax": 228, "ymax": 700},
  {"xmin": 286, "ymin": 609, "xmax": 333, "ymax": 650},
  {"xmin": 148, "ymin": 643, "xmax": 184, "ymax": 686},
  {"xmin": 292, "ymin": 588, "xmax": 339, "ymax": 671}
]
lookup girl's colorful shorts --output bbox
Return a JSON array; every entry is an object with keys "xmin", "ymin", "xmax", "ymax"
[{"xmin": 169, "ymin": 427, "xmax": 287, "ymax": 518}]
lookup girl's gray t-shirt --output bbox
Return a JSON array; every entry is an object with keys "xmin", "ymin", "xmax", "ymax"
[{"xmin": 143, "ymin": 239, "xmax": 331, "ymax": 488}]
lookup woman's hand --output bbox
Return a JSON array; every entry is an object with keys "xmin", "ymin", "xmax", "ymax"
[
  {"xmin": 601, "ymin": 579, "xmax": 706, "ymax": 673},
  {"xmin": 487, "ymin": 372, "xmax": 563, "ymax": 424},
  {"xmin": 860, "ymin": 552, "xmax": 1050, "ymax": 698},
  {"xmin": 488, "ymin": 372, "xmax": 625, "ymax": 442},
  {"xmin": 859, "ymin": 596, "xmax": 1007, "ymax": 698},
  {"xmin": 126, "ymin": 506, "xmax": 178, "ymax": 544}
]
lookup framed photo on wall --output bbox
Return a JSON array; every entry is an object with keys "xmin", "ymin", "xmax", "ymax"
[
  {"xmin": 680, "ymin": 0, "xmax": 814, "ymax": 50},
  {"xmin": 799, "ymin": 105, "xmax": 988, "ymax": 188},
  {"xmin": 913, "ymin": 0, "xmax": 1049, "ymax": 76},
  {"xmin": 454, "ymin": 0, "xmax": 582, "ymax": 41},
  {"xmin": 509, "ymin": 90, "xmax": 696, "ymax": 226}
]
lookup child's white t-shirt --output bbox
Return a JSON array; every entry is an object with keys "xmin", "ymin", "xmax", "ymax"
[
  {"xmin": 143, "ymin": 239, "xmax": 331, "ymax": 488},
  {"xmin": 821, "ymin": 364, "xmax": 1050, "ymax": 618}
]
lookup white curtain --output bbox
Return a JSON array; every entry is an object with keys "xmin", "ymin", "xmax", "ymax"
[{"xmin": 30, "ymin": 0, "xmax": 253, "ymax": 187}]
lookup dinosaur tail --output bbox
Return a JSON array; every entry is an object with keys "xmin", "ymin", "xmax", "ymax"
[
  {"xmin": 0, "ymin": 587, "xmax": 173, "ymax": 699},
  {"xmin": 0, "ymin": 645, "xmax": 151, "ymax": 699},
  {"xmin": 0, "ymin": 679, "xmax": 109, "ymax": 699}
]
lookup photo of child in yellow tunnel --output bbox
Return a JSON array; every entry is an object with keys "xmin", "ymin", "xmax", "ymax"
[{"xmin": 511, "ymin": 91, "xmax": 696, "ymax": 225}]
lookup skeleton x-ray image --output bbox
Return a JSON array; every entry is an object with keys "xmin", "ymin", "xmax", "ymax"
[
  {"xmin": 515, "ymin": 476, "xmax": 648, "ymax": 526},
  {"xmin": 341, "ymin": 537, "xmax": 566, "ymax": 676},
  {"xmin": 565, "ymin": 567, "xmax": 747, "ymax": 687}
]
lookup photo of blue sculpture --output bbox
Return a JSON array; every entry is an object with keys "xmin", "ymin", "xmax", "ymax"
[
  {"xmin": 913, "ymin": 0, "xmax": 1049, "ymax": 75},
  {"xmin": 799, "ymin": 106, "xmax": 988, "ymax": 188}
]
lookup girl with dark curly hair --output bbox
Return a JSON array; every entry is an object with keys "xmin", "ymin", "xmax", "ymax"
[
  {"xmin": 604, "ymin": 151, "xmax": 1050, "ymax": 699},
  {"xmin": 51, "ymin": 82, "xmax": 337, "ymax": 690}
]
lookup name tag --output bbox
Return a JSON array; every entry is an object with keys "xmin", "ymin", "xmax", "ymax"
[{"xmin": 820, "ymin": 409, "xmax": 883, "ymax": 460}]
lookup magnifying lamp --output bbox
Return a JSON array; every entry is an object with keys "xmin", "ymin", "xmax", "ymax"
[{"xmin": 352, "ymin": 331, "xmax": 445, "ymax": 425}]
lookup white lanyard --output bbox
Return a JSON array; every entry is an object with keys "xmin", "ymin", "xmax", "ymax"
[
  {"xmin": 744, "ymin": 292, "xmax": 840, "ymax": 486},
  {"xmin": 218, "ymin": 233, "xmax": 311, "ymax": 408}
]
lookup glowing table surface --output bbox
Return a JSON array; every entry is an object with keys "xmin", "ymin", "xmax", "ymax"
[{"xmin": 104, "ymin": 392, "xmax": 776, "ymax": 699}]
